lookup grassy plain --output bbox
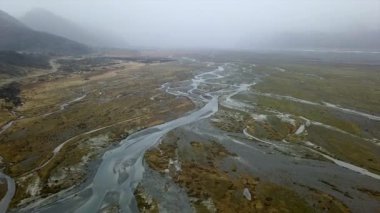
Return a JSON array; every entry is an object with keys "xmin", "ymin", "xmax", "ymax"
[
  {"xmin": 247, "ymin": 63, "xmax": 380, "ymax": 174},
  {"xmin": 254, "ymin": 64, "xmax": 380, "ymax": 115}
]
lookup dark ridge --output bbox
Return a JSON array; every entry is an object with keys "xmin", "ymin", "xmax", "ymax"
[
  {"xmin": 0, "ymin": 51, "xmax": 50, "ymax": 76},
  {"xmin": 0, "ymin": 51, "xmax": 50, "ymax": 68},
  {"xmin": 0, "ymin": 82, "xmax": 22, "ymax": 107}
]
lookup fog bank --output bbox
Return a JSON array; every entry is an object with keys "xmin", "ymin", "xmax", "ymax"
[{"xmin": 1, "ymin": 0, "xmax": 379, "ymax": 50}]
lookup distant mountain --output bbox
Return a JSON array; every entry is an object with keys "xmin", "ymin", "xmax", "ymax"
[
  {"xmin": 243, "ymin": 29, "xmax": 380, "ymax": 51},
  {"xmin": 21, "ymin": 8, "xmax": 128, "ymax": 48},
  {"xmin": 0, "ymin": 10, "xmax": 90, "ymax": 55},
  {"xmin": 267, "ymin": 30, "xmax": 380, "ymax": 51}
]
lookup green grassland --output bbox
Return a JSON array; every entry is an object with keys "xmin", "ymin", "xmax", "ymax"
[
  {"xmin": 255, "ymin": 96, "xmax": 362, "ymax": 136},
  {"xmin": 248, "ymin": 63, "xmax": 380, "ymax": 175},
  {"xmin": 254, "ymin": 64, "xmax": 380, "ymax": 115},
  {"xmin": 306, "ymin": 125, "xmax": 380, "ymax": 174}
]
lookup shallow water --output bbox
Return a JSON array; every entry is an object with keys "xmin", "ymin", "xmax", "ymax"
[{"xmin": 0, "ymin": 172, "xmax": 15, "ymax": 213}]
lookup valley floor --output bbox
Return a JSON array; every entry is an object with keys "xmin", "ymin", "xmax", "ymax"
[{"xmin": 0, "ymin": 50, "xmax": 379, "ymax": 212}]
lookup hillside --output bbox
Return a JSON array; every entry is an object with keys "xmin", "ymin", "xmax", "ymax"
[
  {"xmin": 0, "ymin": 51, "xmax": 50, "ymax": 76},
  {"xmin": 21, "ymin": 9, "xmax": 128, "ymax": 48},
  {"xmin": 0, "ymin": 10, "xmax": 90, "ymax": 55}
]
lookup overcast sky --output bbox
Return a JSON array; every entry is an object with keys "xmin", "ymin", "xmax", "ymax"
[{"xmin": 1, "ymin": 0, "xmax": 379, "ymax": 49}]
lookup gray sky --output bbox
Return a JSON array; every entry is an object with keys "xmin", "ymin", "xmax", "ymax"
[{"xmin": 1, "ymin": 0, "xmax": 379, "ymax": 49}]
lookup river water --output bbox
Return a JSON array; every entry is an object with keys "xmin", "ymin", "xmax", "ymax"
[{"xmin": 0, "ymin": 172, "xmax": 15, "ymax": 213}]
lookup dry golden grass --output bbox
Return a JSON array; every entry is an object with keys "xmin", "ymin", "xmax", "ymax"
[{"xmin": 0, "ymin": 58, "xmax": 199, "ymax": 207}]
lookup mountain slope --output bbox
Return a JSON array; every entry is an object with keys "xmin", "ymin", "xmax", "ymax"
[
  {"xmin": 21, "ymin": 9, "xmax": 128, "ymax": 48},
  {"xmin": 0, "ymin": 10, "xmax": 90, "ymax": 55}
]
